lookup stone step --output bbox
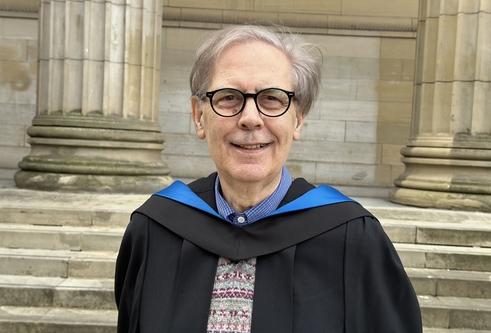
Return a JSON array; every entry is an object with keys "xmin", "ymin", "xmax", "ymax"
[
  {"xmin": 419, "ymin": 296, "xmax": 491, "ymax": 330},
  {"xmin": 407, "ymin": 268, "xmax": 491, "ymax": 299},
  {"xmin": 362, "ymin": 200, "xmax": 491, "ymax": 225},
  {"xmin": 1, "ymin": 241, "xmax": 490, "ymax": 278},
  {"xmin": 0, "ymin": 296, "xmax": 489, "ymax": 332},
  {"xmin": 2, "ymin": 268, "xmax": 490, "ymax": 311},
  {"xmin": 0, "ymin": 248, "xmax": 116, "ymax": 279},
  {"xmin": 0, "ymin": 275, "xmax": 115, "ymax": 310},
  {"xmin": 0, "ymin": 188, "xmax": 142, "ymax": 228},
  {"xmin": 1, "ymin": 217, "xmax": 491, "ymax": 253},
  {"xmin": 383, "ymin": 220, "xmax": 491, "ymax": 248},
  {"xmin": 424, "ymin": 329, "xmax": 491, "ymax": 333},
  {"xmin": 2, "ymin": 187, "xmax": 491, "ymax": 333},
  {"xmin": 0, "ymin": 306, "xmax": 116, "ymax": 333},
  {"xmin": 0, "ymin": 204, "xmax": 130, "ymax": 228},
  {"xmin": 395, "ymin": 243, "xmax": 491, "ymax": 272},
  {"xmin": 2, "ymin": 187, "xmax": 491, "ymax": 230},
  {"xmin": 0, "ymin": 223, "xmax": 124, "ymax": 252}
]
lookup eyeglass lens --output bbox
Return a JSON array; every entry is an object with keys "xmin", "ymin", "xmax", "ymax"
[{"xmin": 211, "ymin": 88, "xmax": 291, "ymax": 117}]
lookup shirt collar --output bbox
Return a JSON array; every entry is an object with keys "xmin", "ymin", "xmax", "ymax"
[{"xmin": 215, "ymin": 166, "xmax": 293, "ymax": 226}]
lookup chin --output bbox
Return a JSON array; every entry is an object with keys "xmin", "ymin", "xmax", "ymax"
[{"xmin": 227, "ymin": 165, "xmax": 276, "ymax": 184}]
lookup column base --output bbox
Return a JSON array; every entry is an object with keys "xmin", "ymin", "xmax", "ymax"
[
  {"xmin": 14, "ymin": 171, "xmax": 173, "ymax": 194},
  {"xmin": 390, "ymin": 145, "xmax": 491, "ymax": 212},
  {"xmin": 389, "ymin": 187, "xmax": 491, "ymax": 213},
  {"xmin": 15, "ymin": 121, "xmax": 174, "ymax": 193}
]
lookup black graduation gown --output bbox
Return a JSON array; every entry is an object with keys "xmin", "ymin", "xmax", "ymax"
[{"xmin": 114, "ymin": 174, "xmax": 422, "ymax": 333}]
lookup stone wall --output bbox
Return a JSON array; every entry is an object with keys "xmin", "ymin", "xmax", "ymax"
[
  {"xmin": 0, "ymin": 15, "xmax": 37, "ymax": 170},
  {"xmin": 159, "ymin": 0, "xmax": 418, "ymax": 188},
  {"xmin": 0, "ymin": 0, "xmax": 420, "ymax": 190}
]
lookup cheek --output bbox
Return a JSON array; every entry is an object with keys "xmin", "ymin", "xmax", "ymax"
[
  {"xmin": 203, "ymin": 121, "xmax": 225, "ymax": 148},
  {"xmin": 201, "ymin": 113, "xmax": 215, "ymax": 137},
  {"xmin": 280, "ymin": 119, "xmax": 297, "ymax": 141}
]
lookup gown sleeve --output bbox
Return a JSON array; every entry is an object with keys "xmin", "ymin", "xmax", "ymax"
[
  {"xmin": 114, "ymin": 213, "xmax": 150, "ymax": 333},
  {"xmin": 344, "ymin": 216, "xmax": 423, "ymax": 332}
]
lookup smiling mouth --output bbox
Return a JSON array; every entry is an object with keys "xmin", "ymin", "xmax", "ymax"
[{"xmin": 235, "ymin": 143, "xmax": 269, "ymax": 150}]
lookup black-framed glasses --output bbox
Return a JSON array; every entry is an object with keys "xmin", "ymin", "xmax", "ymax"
[{"xmin": 203, "ymin": 88, "xmax": 295, "ymax": 117}]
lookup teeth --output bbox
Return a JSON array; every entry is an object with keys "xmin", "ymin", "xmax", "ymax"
[{"xmin": 238, "ymin": 144, "xmax": 265, "ymax": 149}]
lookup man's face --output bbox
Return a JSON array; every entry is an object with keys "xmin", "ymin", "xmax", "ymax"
[{"xmin": 192, "ymin": 40, "xmax": 304, "ymax": 187}]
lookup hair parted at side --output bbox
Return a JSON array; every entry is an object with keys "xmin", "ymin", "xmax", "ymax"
[{"xmin": 189, "ymin": 24, "xmax": 322, "ymax": 116}]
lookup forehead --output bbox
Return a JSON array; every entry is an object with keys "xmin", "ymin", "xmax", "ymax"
[{"xmin": 210, "ymin": 40, "xmax": 292, "ymax": 91}]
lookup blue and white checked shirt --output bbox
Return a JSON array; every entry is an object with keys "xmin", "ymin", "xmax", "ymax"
[{"xmin": 214, "ymin": 166, "xmax": 293, "ymax": 226}]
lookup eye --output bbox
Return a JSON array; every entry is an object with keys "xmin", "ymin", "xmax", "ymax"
[
  {"xmin": 221, "ymin": 94, "xmax": 240, "ymax": 102},
  {"xmin": 258, "ymin": 90, "xmax": 289, "ymax": 110},
  {"xmin": 265, "ymin": 95, "xmax": 280, "ymax": 101},
  {"xmin": 259, "ymin": 94, "xmax": 280, "ymax": 103},
  {"xmin": 212, "ymin": 90, "xmax": 244, "ymax": 110}
]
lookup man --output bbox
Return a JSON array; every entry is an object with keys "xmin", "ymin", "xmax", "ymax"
[{"xmin": 115, "ymin": 25, "xmax": 422, "ymax": 333}]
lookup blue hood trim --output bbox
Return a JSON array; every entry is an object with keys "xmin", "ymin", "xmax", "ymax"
[{"xmin": 153, "ymin": 180, "xmax": 355, "ymax": 220}]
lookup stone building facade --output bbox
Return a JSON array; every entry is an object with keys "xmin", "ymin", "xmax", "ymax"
[
  {"xmin": 1, "ymin": 0, "xmax": 490, "ymax": 210},
  {"xmin": 0, "ymin": 0, "xmax": 418, "ymax": 195},
  {"xmin": 159, "ymin": 0, "xmax": 420, "ymax": 195}
]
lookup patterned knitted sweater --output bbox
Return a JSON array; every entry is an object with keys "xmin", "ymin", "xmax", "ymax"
[{"xmin": 206, "ymin": 257, "xmax": 257, "ymax": 333}]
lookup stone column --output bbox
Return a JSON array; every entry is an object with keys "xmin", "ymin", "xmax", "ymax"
[
  {"xmin": 389, "ymin": 0, "xmax": 491, "ymax": 212},
  {"xmin": 14, "ymin": 0, "xmax": 173, "ymax": 193}
]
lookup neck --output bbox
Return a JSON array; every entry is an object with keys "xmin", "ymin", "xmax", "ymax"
[{"xmin": 218, "ymin": 173, "xmax": 282, "ymax": 213}]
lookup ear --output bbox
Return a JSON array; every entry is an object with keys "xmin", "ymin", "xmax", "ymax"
[
  {"xmin": 191, "ymin": 96, "xmax": 206, "ymax": 140},
  {"xmin": 293, "ymin": 112, "xmax": 305, "ymax": 141}
]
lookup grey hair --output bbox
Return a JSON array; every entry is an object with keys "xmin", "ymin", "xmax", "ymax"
[{"xmin": 189, "ymin": 25, "xmax": 322, "ymax": 116}]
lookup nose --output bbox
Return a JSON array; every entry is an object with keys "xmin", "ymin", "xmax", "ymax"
[{"xmin": 237, "ymin": 96, "xmax": 263, "ymax": 130}]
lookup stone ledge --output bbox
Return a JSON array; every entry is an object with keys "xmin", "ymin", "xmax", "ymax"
[
  {"xmin": 163, "ymin": 7, "xmax": 415, "ymax": 32},
  {"xmin": 423, "ymin": 329, "xmax": 491, "ymax": 333},
  {"xmin": 419, "ymin": 295, "xmax": 491, "ymax": 330},
  {"xmin": 2, "ymin": 180, "xmax": 491, "ymax": 227},
  {"xmin": 0, "ymin": 2, "xmax": 417, "ymax": 38},
  {"xmin": 163, "ymin": 11, "xmax": 417, "ymax": 38},
  {"xmin": 0, "ymin": 247, "xmax": 117, "ymax": 279},
  {"xmin": 0, "ymin": 306, "xmax": 117, "ymax": 329},
  {"xmin": 382, "ymin": 219, "xmax": 491, "ymax": 247},
  {"xmin": 0, "ymin": 274, "xmax": 115, "ymax": 309},
  {"xmin": 407, "ymin": 267, "xmax": 491, "ymax": 299},
  {"xmin": 0, "ymin": 223, "xmax": 125, "ymax": 251},
  {"xmin": 396, "ymin": 243, "xmax": 491, "ymax": 272}
]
